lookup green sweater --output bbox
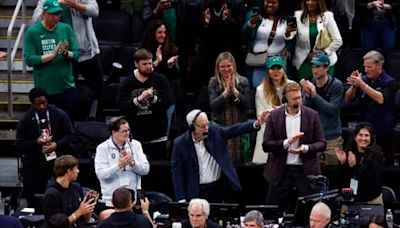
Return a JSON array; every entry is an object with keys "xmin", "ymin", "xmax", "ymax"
[{"xmin": 24, "ymin": 22, "xmax": 79, "ymax": 95}]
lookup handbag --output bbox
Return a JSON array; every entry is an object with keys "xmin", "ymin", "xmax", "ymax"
[
  {"xmin": 245, "ymin": 19, "xmax": 278, "ymax": 67},
  {"xmin": 316, "ymin": 28, "xmax": 332, "ymax": 50},
  {"xmin": 245, "ymin": 51, "xmax": 268, "ymax": 67}
]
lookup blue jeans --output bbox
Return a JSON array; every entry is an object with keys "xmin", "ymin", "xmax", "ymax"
[{"xmin": 361, "ymin": 17, "xmax": 396, "ymax": 53}]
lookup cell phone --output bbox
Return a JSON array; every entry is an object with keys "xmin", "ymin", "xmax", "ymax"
[
  {"xmin": 287, "ymin": 16, "xmax": 297, "ymax": 29},
  {"xmin": 136, "ymin": 189, "xmax": 145, "ymax": 206},
  {"xmin": 252, "ymin": 6, "xmax": 260, "ymax": 15},
  {"xmin": 87, "ymin": 193, "xmax": 96, "ymax": 202}
]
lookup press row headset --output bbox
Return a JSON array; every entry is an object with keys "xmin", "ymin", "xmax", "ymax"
[{"xmin": 189, "ymin": 111, "xmax": 203, "ymax": 132}]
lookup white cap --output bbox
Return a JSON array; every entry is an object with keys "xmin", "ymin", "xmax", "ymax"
[{"xmin": 186, "ymin": 109, "xmax": 202, "ymax": 126}]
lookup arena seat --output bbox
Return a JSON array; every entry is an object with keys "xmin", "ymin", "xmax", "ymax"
[
  {"xmin": 335, "ymin": 48, "xmax": 367, "ymax": 83},
  {"xmin": 93, "ymin": 10, "xmax": 131, "ymax": 46},
  {"xmin": 99, "ymin": 44, "xmax": 118, "ymax": 77}
]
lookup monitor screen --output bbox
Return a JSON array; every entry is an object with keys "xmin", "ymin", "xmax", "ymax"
[
  {"xmin": 294, "ymin": 189, "xmax": 341, "ymax": 226},
  {"xmin": 348, "ymin": 204, "xmax": 384, "ymax": 226},
  {"xmin": 209, "ymin": 203, "xmax": 241, "ymax": 226},
  {"xmin": 244, "ymin": 205, "xmax": 280, "ymax": 224},
  {"xmin": 168, "ymin": 202, "xmax": 189, "ymax": 223}
]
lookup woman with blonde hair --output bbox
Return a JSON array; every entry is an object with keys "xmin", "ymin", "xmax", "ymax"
[
  {"xmin": 208, "ymin": 51, "xmax": 251, "ymax": 164},
  {"xmin": 253, "ymin": 55, "xmax": 292, "ymax": 164}
]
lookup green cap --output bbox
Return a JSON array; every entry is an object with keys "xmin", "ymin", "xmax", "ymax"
[
  {"xmin": 266, "ymin": 55, "xmax": 285, "ymax": 69},
  {"xmin": 43, "ymin": 0, "xmax": 63, "ymax": 13}
]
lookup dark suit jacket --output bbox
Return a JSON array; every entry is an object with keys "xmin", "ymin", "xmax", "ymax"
[
  {"xmin": 171, "ymin": 120, "xmax": 258, "ymax": 201},
  {"xmin": 262, "ymin": 106, "xmax": 326, "ymax": 185}
]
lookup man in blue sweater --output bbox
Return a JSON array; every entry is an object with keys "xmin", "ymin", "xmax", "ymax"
[{"xmin": 301, "ymin": 54, "xmax": 344, "ymax": 165}]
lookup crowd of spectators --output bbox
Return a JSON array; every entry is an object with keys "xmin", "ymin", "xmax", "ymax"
[{"xmin": 12, "ymin": 0, "xmax": 400, "ymax": 225}]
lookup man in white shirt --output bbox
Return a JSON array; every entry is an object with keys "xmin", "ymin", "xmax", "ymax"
[
  {"xmin": 262, "ymin": 82, "xmax": 326, "ymax": 212},
  {"xmin": 95, "ymin": 116, "xmax": 150, "ymax": 208}
]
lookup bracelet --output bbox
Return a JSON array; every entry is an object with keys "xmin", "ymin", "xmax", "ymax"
[{"xmin": 72, "ymin": 213, "xmax": 77, "ymax": 222}]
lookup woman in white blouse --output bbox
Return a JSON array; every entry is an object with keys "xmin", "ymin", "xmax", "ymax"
[
  {"xmin": 242, "ymin": 0, "xmax": 295, "ymax": 88},
  {"xmin": 293, "ymin": 0, "xmax": 342, "ymax": 80},
  {"xmin": 252, "ymin": 55, "xmax": 292, "ymax": 164}
]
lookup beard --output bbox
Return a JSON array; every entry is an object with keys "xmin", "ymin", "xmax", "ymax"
[{"xmin": 139, "ymin": 69, "xmax": 152, "ymax": 77}]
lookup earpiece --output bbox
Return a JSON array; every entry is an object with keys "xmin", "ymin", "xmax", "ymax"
[{"xmin": 189, "ymin": 111, "xmax": 203, "ymax": 132}]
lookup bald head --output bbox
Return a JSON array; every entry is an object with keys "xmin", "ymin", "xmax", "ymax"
[{"xmin": 310, "ymin": 202, "xmax": 331, "ymax": 228}]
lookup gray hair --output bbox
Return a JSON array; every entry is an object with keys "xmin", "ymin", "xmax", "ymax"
[
  {"xmin": 311, "ymin": 202, "xmax": 331, "ymax": 220},
  {"xmin": 188, "ymin": 198, "xmax": 210, "ymax": 216},
  {"xmin": 244, "ymin": 210, "xmax": 264, "ymax": 226},
  {"xmin": 363, "ymin": 50, "xmax": 385, "ymax": 65}
]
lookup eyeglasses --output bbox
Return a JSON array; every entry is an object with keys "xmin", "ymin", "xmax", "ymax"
[{"xmin": 118, "ymin": 128, "xmax": 131, "ymax": 134}]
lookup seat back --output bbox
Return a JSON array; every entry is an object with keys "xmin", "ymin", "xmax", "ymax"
[
  {"xmin": 383, "ymin": 186, "xmax": 397, "ymax": 208},
  {"xmin": 335, "ymin": 48, "xmax": 367, "ymax": 83},
  {"xmin": 34, "ymin": 193, "xmax": 45, "ymax": 215},
  {"xmin": 93, "ymin": 10, "xmax": 131, "ymax": 45},
  {"xmin": 144, "ymin": 191, "xmax": 173, "ymax": 214},
  {"xmin": 385, "ymin": 51, "xmax": 400, "ymax": 82}
]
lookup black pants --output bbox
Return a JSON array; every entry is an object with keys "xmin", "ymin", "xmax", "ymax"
[
  {"xmin": 266, "ymin": 165, "xmax": 317, "ymax": 213},
  {"xmin": 73, "ymin": 54, "xmax": 103, "ymax": 99},
  {"xmin": 199, "ymin": 179, "xmax": 224, "ymax": 203}
]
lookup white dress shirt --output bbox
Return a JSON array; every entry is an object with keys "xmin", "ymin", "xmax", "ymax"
[
  {"xmin": 284, "ymin": 109, "xmax": 303, "ymax": 165},
  {"xmin": 192, "ymin": 137, "xmax": 221, "ymax": 184}
]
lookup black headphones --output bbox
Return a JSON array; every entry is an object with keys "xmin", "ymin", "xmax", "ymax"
[
  {"xmin": 281, "ymin": 83, "xmax": 289, "ymax": 104},
  {"xmin": 189, "ymin": 111, "xmax": 203, "ymax": 131}
]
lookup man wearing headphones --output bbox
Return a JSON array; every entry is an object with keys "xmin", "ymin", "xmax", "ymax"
[
  {"xmin": 171, "ymin": 109, "xmax": 269, "ymax": 203},
  {"xmin": 262, "ymin": 82, "xmax": 326, "ymax": 213},
  {"xmin": 95, "ymin": 116, "xmax": 150, "ymax": 208}
]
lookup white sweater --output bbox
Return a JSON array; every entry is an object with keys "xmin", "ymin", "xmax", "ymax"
[{"xmin": 95, "ymin": 137, "xmax": 150, "ymax": 204}]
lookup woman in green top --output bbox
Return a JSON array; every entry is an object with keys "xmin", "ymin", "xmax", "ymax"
[{"xmin": 292, "ymin": 0, "xmax": 342, "ymax": 80}]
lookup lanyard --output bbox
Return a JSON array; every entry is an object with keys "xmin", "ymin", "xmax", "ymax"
[
  {"xmin": 35, "ymin": 110, "xmax": 51, "ymax": 135},
  {"xmin": 111, "ymin": 137, "xmax": 126, "ymax": 152}
]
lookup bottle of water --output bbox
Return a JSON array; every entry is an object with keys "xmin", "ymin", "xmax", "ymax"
[{"xmin": 386, "ymin": 209, "xmax": 394, "ymax": 228}]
